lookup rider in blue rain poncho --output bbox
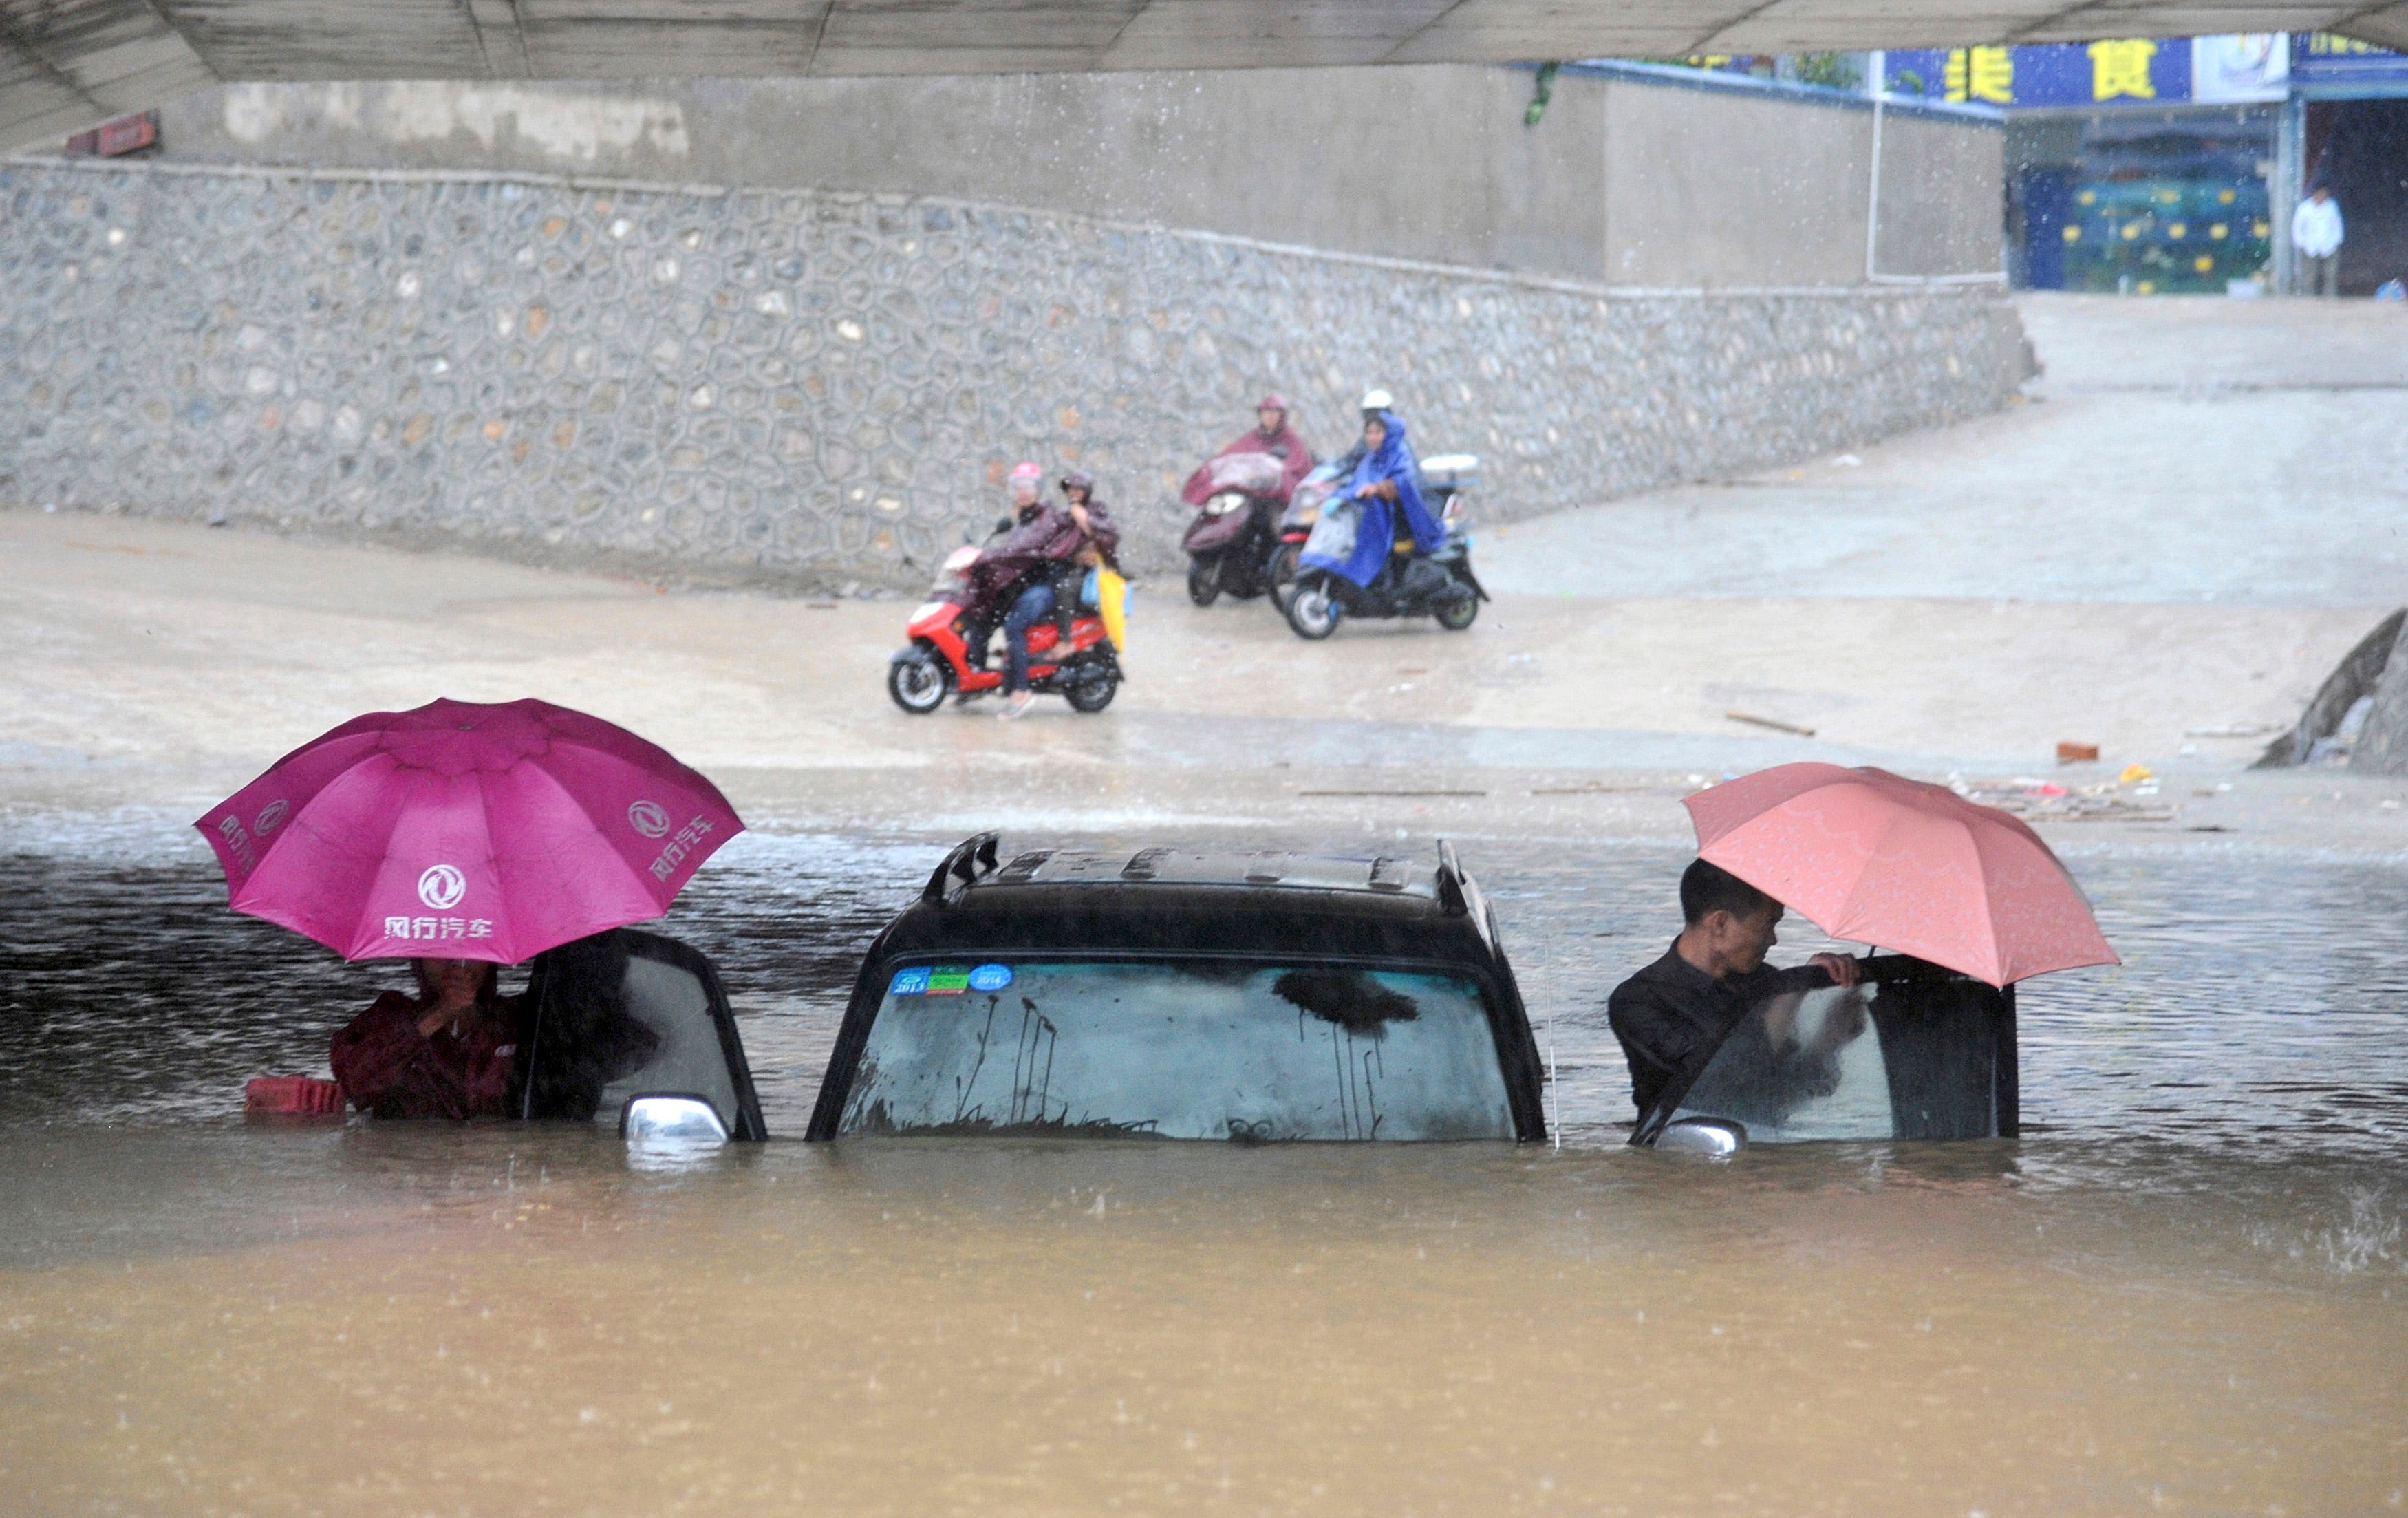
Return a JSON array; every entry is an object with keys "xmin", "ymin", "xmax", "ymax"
[{"xmin": 1299, "ymin": 392, "xmax": 1447, "ymax": 590}]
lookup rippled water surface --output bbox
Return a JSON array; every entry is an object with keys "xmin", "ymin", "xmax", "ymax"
[
  {"xmin": 4, "ymin": 825, "xmax": 2405, "ymax": 1514},
  {"xmin": 10, "ymin": 828, "xmax": 2408, "ymax": 1152}
]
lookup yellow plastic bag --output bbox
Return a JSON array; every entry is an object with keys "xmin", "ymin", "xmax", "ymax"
[{"xmin": 1095, "ymin": 567, "xmax": 1129, "ymax": 652}]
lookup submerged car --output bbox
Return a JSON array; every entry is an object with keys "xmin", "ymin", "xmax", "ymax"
[
  {"xmin": 804, "ymin": 834, "xmax": 1551, "ymax": 1143},
  {"xmin": 1642, "ymin": 959, "xmax": 2019, "ymax": 1154}
]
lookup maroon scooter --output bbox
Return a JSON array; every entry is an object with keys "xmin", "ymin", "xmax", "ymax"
[{"xmin": 1179, "ymin": 451, "xmax": 1290, "ymax": 607}]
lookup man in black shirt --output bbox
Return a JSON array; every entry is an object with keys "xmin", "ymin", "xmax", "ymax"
[{"xmin": 1606, "ymin": 859, "xmax": 1860, "ymax": 1124}]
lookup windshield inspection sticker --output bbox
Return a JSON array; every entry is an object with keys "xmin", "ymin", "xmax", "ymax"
[
  {"xmin": 923, "ymin": 967, "xmax": 974, "ymax": 996},
  {"xmin": 888, "ymin": 967, "xmax": 932, "ymax": 996},
  {"xmin": 967, "ymin": 963, "xmax": 1014, "ymax": 993}
]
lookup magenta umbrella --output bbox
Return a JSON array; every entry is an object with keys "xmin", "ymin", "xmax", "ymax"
[
  {"xmin": 1683, "ymin": 762, "xmax": 2118, "ymax": 987},
  {"xmin": 196, "ymin": 698, "xmax": 743, "ymax": 963}
]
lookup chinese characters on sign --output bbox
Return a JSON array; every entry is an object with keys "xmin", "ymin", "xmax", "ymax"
[
  {"xmin": 1888, "ymin": 36, "xmax": 2225, "ymax": 106},
  {"xmin": 1944, "ymin": 47, "xmax": 2013, "ymax": 105},
  {"xmin": 2290, "ymin": 32, "xmax": 2408, "ymax": 92},
  {"xmin": 1695, "ymin": 32, "xmax": 2391, "ymax": 106},
  {"xmin": 2088, "ymin": 39, "xmax": 2159, "ymax": 100}
]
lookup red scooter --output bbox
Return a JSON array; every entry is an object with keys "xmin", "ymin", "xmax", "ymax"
[{"xmin": 887, "ymin": 542, "xmax": 1122, "ymax": 715}]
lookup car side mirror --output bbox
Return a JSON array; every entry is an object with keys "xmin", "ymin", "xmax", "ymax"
[
  {"xmin": 621, "ymin": 1093, "xmax": 729, "ymax": 1145},
  {"xmin": 1653, "ymin": 1118, "xmax": 1745, "ymax": 1156}
]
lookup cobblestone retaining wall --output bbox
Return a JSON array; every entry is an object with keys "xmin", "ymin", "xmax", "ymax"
[{"xmin": 1, "ymin": 158, "xmax": 2030, "ymax": 590}]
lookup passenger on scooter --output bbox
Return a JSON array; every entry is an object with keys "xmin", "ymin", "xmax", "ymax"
[
  {"xmin": 1298, "ymin": 392, "xmax": 1445, "ymax": 593},
  {"xmin": 996, "ymin": 471, "xmax": 1119, "ymax": 720},
  {"xmin": 1005, "ymin": 459, "xmax": 1045, "ymax": 526}
]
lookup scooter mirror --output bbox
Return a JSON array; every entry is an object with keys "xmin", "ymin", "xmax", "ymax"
[{"xmin": 993, "ymin": 517, "xmax": 1013, "ymax": 535}]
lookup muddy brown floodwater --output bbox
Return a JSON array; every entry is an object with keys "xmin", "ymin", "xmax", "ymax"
[{"xmin": 4, "ymin": 826, "xmax": 2406, "ymax": 1515}]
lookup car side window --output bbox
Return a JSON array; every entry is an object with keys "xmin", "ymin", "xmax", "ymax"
[
  {"xmin": 525, "ymin": 930, "xmax": 766, "ymax": 1139},
  {"xmin": 1663, "ymin": 978, "xmax": 2010, "ymax": 1144},
  {"xmin": 1667, "ymin": 985, "xmax": 1891, "ymax": 1142}
]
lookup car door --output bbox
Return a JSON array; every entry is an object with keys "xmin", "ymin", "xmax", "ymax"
[
  {"xmin": 1639, "ymin": 959, "xmax": 2017, "ymax": 1146},
  {"xmin": 521, "ymin": 928, "xmax": 768, "ymax": 1140}
]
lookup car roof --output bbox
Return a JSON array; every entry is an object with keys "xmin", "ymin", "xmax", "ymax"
[
  {"xmin": 870, "ymin": 835, "xmax": 1496, "ymax": 965},
  {"xmin": 986, "ymin": 846, "xmax": 1442, "ymax": 899}
]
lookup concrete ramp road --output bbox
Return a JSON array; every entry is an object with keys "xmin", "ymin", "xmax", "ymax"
[{"xmin": 8, "ymin": 0, "xmax": 2408, "ymax": 156}]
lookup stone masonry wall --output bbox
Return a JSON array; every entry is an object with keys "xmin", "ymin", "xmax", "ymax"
[{"xmin": 1, "ymin": 158, "xmax": 2031, "ymax": 590}]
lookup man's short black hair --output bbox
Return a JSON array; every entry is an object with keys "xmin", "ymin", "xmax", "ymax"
[{"xmin": 1680, "ymin": 858, "xmax": 1776, "ymax": 928}]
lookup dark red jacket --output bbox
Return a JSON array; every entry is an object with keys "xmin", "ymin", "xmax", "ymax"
[
  {"xmin": 331, "ymin": 992, "xmax": 526, "ymax": 1120},
  {"xmin": 1229, "ymin": 422, "xmax": 1314, "ymax": 500},
  {"xmin": 974, "ymin": 502, "xmax": 1121, "ymax": 606}
]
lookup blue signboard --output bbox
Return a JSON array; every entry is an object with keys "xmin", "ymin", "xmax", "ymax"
[
  {"xmin": 1679, "ymin": 30, "xmax": 2405, "ymax": 108},
  {"xmin": 2291, "ymin": 32, "xmax": 2408, "ymax": 96},
  {"xmin": 1883, "ymin": 41, "xmax": 2195, "ymax": 107}
]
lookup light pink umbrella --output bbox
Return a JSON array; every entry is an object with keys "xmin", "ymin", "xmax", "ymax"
[
  {"xmin": 1682, "ymin": 762, "xmax": 2118, "ymax": 987},
  {"xmin": 196, "ymin": 698, "xmax": 743, "ymax": 963}
]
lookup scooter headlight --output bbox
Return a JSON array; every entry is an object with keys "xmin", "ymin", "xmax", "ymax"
[{"xmin": 1205, "ymin": 492, "xmax": 1244, "ymax": 517}]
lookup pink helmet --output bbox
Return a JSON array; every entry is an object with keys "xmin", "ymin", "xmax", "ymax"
[
  {"xmin": 1008, "ymin": 461, "xmax": 1042, "ymax": 484},
  {"xmin": 1258, "ymin": 393, "xmax": 1289, "ymax": 413}
]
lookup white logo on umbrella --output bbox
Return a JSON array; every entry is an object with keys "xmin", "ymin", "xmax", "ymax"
[
  {"xmin": 417, "ymin": 864, "xmax": 466, "ymax": 910},
  {"xmin": 255, "ymin": 799, "xmax": 289, "ymax": 834},
  {"xmin": 627, "ymin": 800, "xmax": 671, "ymax": 838}
]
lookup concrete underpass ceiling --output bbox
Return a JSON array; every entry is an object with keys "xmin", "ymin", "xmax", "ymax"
[{"xmin": 6, "ymin": 0, "xmax": 2407, "ymax": 154}]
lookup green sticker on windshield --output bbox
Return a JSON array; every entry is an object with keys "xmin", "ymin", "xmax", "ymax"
[{"xmin": 923, "ymin": 966, "xmax": 973, "ymax": 996}]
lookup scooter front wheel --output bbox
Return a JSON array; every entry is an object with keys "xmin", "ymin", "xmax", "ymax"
[
  {"xmin": 887, "ymin": 648, "xmax": 951, "ymax": 714},
  {"xmin": 1186, "ymin": 557, "xmax": 1221, "ymax": 608},
  {"xmin": 1285, "ymin": 581, "xmax": 1342, "ymax": 641},
  {"xmin": 1434, "ymin": 589, "xmax": 1479, "ymax": 631}
]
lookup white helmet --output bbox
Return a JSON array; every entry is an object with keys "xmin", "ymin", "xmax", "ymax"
[{"xmin": 1359, "ymin": 387, "xmax": 1394, "ymax": 413}]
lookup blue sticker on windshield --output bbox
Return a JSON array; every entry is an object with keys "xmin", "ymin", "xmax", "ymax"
[
  {"xmin": 888, "ymin": 966, "xmax": 932, "ymax": 996},
  {"xmin": 967, "ymin": 963, "xmax": 1013, "ymax": 993}
]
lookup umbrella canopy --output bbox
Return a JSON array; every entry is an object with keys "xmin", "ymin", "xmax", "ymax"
[
  {"xmin": 1682, "ymin": 762, "xmax": 2117, "ymax": 987},
  {"xmin": 196, "ymin": 698, "xmax": 743, "ymax": 963}
]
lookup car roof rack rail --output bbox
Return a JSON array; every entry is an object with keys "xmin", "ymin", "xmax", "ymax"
[
  {"xmin": 1435, "ymin": 837, "xmax": 1496, "ymax": 948},
  {"xmin": 1434, "ymin": 838, "xmax": 1471, "ymax": 916},
  {"xmin": 923, "ymin": 831, "xmax": 1002, "ymax": 903},
  {"xmin": 1121, "ymin": 846, "xmax": 1170, "ymax": 880}
]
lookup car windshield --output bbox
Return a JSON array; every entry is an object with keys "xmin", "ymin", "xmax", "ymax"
[
  {"xmin": 837, "ymin": 959, "xmax": 1515, "ymax": 1142},
  {"xmin": 1664, "ymin": 979, "xmax": 2008, "ymax": 1142}
]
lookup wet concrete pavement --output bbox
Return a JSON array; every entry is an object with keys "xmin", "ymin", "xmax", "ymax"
[{"xmin": 1483, "ymin": 294, "xmax": 2408, "ymax": 606}]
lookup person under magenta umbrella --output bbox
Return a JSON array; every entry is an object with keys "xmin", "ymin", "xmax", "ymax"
[{"xmin": 330, "ymin": 957, "xmax": 527, "ymax": 1119}]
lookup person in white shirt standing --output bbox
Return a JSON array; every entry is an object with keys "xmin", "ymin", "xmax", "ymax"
[{"xmin": 2292, "ymin": 186, "xmax": 2345, "ymax": 297}]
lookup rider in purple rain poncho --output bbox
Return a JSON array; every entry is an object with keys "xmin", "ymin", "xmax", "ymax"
[{"xmin": 1299, "ymin": 396, "xmax": 1446, "ymax": 590}]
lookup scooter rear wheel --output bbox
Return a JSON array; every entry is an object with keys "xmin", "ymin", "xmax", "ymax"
[
  {"xmin": 1186, "ymin": 558, "xmax": 1221, "ymax": 608},
  {"xmin": 1286, "ymin": 581, "xmax": 1342, "ymax": 640},
  {"xmin": 1267, "ymin": 542, "xmax": 1303, "ymax": 610},
  {"xmin": 887, "ymin": 649, "xmax": 951, "ymax": 714},
  {"xmin": 1065, "ymin": 673, "xmax": 1118, "ymax": 712}
]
